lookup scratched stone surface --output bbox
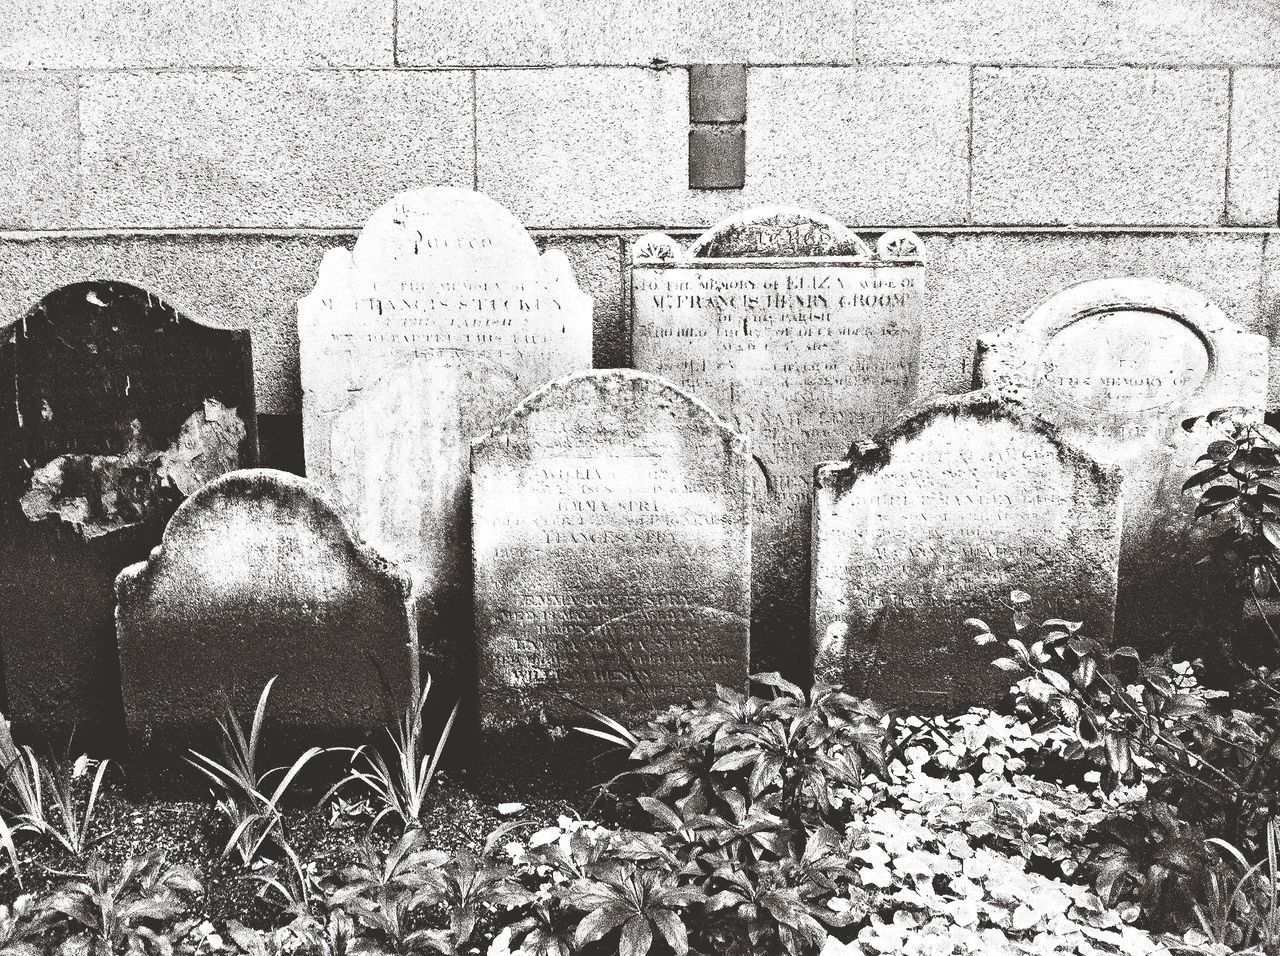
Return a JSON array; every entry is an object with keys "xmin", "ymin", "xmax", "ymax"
[
  {"xmin": 471, "ymin": 370, "xmax": 751, "ymax": 732},
  {"xmin": 811, "ymin": 390, "xmax": 1122, "ymax": 711},
  {"xmin": 116, "ymin": 469, "xmax": 411, "ymax": 747},
  {"xmin": 0, "ymin": 280, "xmax": 257, "ymax": 747},
  {"xmin": 631, "ymin": 209, "xmax": 925, "ymax": 679},
  {"xmin": 299, "ymin": 186, "xmax": 592, "ymax": 678},
  {"xmin": 975, "ymin": 277, "xmax": 1268, "ymax": 654}
]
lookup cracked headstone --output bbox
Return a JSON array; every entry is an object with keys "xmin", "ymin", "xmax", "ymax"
[
  {"xmin": 811, "ymin": 391, "xmax": 1122, "ymax": 710},
  {"xmin": 0, "ymin": 281, "xmax": 257, "ymax": 747},
  {"xmin": 975, "ymin": 278, "xmax": 1268, "ymax": 654},
  {"xmin": 115, "ymin": 469, "xmax": 411, "ymax": 751},
  {"xmin": 299, "ymin": 187, "xmax": 592, "ymax": 683},
  {"xmin": 471, "ymin": 370, "xmax": 751, "ymax": 737},
  {"xmin": 631, "ymin": 208, "xmax": 925, "ymax": 678}
]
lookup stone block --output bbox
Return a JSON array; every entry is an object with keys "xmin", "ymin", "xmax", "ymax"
[
  {"xmin": 0, "ymin": 75, "xmax": 79, "ymax": 229},
  {"xmin": 79, "ymin": 71, "xmax": 473, "ymax": 228},
  {"xmin": 860, "ymin": 0, "xmax": 1280, "ymax": 66},
  {"xmin": 0, "ymin": 0, "xmax": 393, "ymax": 67},
  {"xmin": 689, "ymin": 126, "xmax": 746, "ymax": 190},
  {"xmin": 973, "ymin": 67, "xmax": 1229, "ymax": 225},
  {"xmin": 1229, "ymin": 68, "xmax": 1280, "ymax": 226}
]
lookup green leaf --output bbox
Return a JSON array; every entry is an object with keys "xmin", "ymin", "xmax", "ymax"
[
  {"xmin": 1207, "ymin": 439, "xmax": 1238, "ymax": 461},
  {"xmin": 991, "ymin": 658, "xmax": 1022, "ymax": 672}
]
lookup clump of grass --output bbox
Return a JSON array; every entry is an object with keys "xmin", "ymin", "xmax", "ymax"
[
  {"xmin": 0, "ymin": 716, "xmax": 112, "ymax": 865},
  {"xmin": 325, "ymin": 675, "xmax": 457, "ymax": 832},
  {"xmin": 186, "ymin": 677, "xmax": 322, "ymax": 866}
]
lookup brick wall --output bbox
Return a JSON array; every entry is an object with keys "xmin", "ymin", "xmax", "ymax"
[{"xmin": 2, "ymin": 0, "xmax": 1277, "ymax": 418}]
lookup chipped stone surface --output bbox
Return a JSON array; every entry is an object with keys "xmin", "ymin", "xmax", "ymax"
[
  {"xmin": 0, "ymin": 280, "xmax": 257, "ymax": 745},
  {"xmin": 116, "ymin": 469, "xmax": 411, "ymax": 741},
  {"xmin": 632, "ymin": 209, "xmax": 925, "ymax": 676},
  {"xmin": 471, "ymin": 370, "xmax": 751, "ymax": 731},
  {"xmin": 299, "ymin": 187, "xmax": 593, "ymax": 672},
  {"xmin": 975, "ymin": 277, "xmax": 1269, "ymax": 652},
  {"xmin": 812, "ymin": 391, "xmax": 1122, "ymax": 710}
]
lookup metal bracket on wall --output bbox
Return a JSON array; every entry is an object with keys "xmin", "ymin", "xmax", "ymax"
[{"xmin": 688, "ymin": 64, "xmax": 746, "ymax": 190}]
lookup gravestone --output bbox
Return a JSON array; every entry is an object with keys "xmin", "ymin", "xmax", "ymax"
[
  {"xmin": 299, "ymin": 186, "xmax": 592, "ymax": 679},
  {"xmin": 471, "ymin": 370, "xmax": 751, "ymax": 734},
  {"xmin": 115, "ymin": 469, "xmax": 412, "ymax": 748},
  {"xmin": 0, "ymin": 281, "xmax": 257, "ymax": 748},
  {"xmin": 811, "ymin": 391, "xmax": 1122, "ymax": 711},
  {"xmin": 631, "ymin": 208, "xmax": 924, "ymax": 678},
  {"xmin": 975, "ymin": 278, "xmax": 1268, "ymax": 653}
]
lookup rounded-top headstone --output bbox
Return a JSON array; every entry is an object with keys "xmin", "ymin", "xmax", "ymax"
[
  {"xmin": 812, "ymin": 390, "xmax": 1123, "ymax": 710},
  {"xmin": 631, "ymin": 206, "xmax": 925, "ymax": 680},
  {"xmin": 471, "ymin": 369, "xmax": 752, "ymax": 734},
  {"xmin": 116, "ymin": 468, "xmax": 412, "ymax": 750},
  {"xmin": 974, "ymin": 277, "xmax": 1268, "ymax": 653},
  {"xmin": 298, "ymin": 186, "xmax": 593, "ymax": 677}
]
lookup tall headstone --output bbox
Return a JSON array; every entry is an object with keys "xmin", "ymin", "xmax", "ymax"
[
  {"xmin": 299, "ymin": 187, "xmax": 592, "ymax": 678},
  {"xmin": 0, "ymin": 281, "xmax": 257, "ymax": 748},
  {"xmin": 811, "ymin": 391, "xmax": 1122, "ymax": 711},
  {"xmin": 975, "ymin": 278, "xmax": 1268, "ymax": 653},
  {"xmin": 116, "ymin": 469, "xmax": 412, "ymax": 748},
  {"xmin": 631, "ymin": 208, "xmax": 924, "ymax": 677},
  {"xmin": 472, "ymin": 370, "xmax": 751, "ymax": 734}
]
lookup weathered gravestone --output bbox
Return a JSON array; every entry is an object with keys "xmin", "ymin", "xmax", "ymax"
[
  {"xmin": 0, "ymin": 281, "xmax": 257, "ymax": 748},
  {"xmin": 975, "ymin": 278, "xmax": 1268, "ymax": 653},
  {"xmin": 632, "ymin": 208, "xmax": 924, "ymax": 678},
  {"xmin": 472, "ymin": 370, "xmax": 751, "ymax": 734},
  {"xmin": 115, "ymin": 469, "xmax": 412, "ymax": 749},
  {"xmin": 811, "ymin": 391, "xmax": 1122, "ymax": 710},
  {"xmin": 299, "ymin": 187, "xmax": 592, "ymax": 679}
]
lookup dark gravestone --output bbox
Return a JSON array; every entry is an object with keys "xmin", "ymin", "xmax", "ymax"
[
  {"xmin": 0, "ymin": 281, "xmax": 257, "ymax": 749},
  {"xmin": 115, "ymin": 469, "xmax": 412, "ymax": 752}
]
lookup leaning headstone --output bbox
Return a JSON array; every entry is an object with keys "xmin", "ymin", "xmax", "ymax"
[
  {"xmin": 299, "ymin": 187, "xmax": 592, "ymax": 677},
  {"xmin": 631, "ymin": 208, "xmax": 924, "ymax": 677},
  {"xmin": 975, "ymin": 278, "xmax": 1268, "ymax": 653},
  {"xmin": 0, "ymin": 280, "xmax": 257, "ymax": 748},
  {"xmin": 115, "ymin": 469, "xmax": 412, "ymax": 748},
  {"xmin": 472, "ymin": 370, "xmax": 751, "ymax": 735},
  {"xmin": 812, "ymin": 391, "xmax": 1122, "ymax": 711}
]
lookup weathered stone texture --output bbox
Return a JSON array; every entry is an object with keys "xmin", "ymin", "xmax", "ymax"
[
  {"xmin": 399, "ymin": 0, "xmax": 858, "ymax": 66},
  {"xmin": 115, "ymin": 469, "xmax": 411, "ymax": 740},
  {"xmin": 0, "ymin": 75, "xmax": 79, "ymax": 229},
  {"xmin": 0, "ymin": 0, "xmax": 393, "ymax": 68},
  {"xmin": 1229, "ymin": 68, "xmax": 1280, "ymax": 226},
  {"xmin": 79, "ymin": 71, "xmax": 473, "ymax": 228},
  {"xmin": 747, "ymin": 67, "xmax": 970, "ymax": 225},
  {"xmin": 537, "ymin": 235, "xmax": 625, "ymax": 369},
  {"xmin": 812, "ymin": 391, "xmax": 1122, "ymax": 710},
  {"xmin": 975, "ymin": 277, "xmax": 1268, "ymax": 653},
  {"xmin": 1, "ymin": 282, "xmax": 256, "ymax": 746},
  {"xmin": 472, "ymin": 370, "xmax": 751, "ymax": 730},
  {"xmin": 299, "ymin": 188, "xmax": 593, "ymax": 675},
  {"xmin": 860, "ymin": 0, "xmax": 1280, "ymax": 66},
  {"xmin": 632, "ymin": 210, "xmax": 926, "ymax": 677},
  {"xmin": 973, "ymin": 67, "xmax": 1229, "ymax": 225}
]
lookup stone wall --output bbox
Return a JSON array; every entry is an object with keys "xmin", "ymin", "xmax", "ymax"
[{"xmin": 2, "ymin": 0, "xmax": 1277, "ymax": 423}]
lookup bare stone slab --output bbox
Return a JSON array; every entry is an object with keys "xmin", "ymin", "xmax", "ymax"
[
  {"xmin": 0, "ymin": 280, "xmax": 257, "ymax": 747},
  {"xmin": 631, "ymin": 208, "xmax": 925, "ymax": 677},
  {"xmin": 471, "ymin": 370, "xmax": 751, "ymax": 732},
  {"xmin": 812, "ymin": 391, "xmax": 1122, "ymax": 711},
  {"xmin": 115, "ymin": 469, "xmax": 412, "ymax": 745},
  {"xmin": 975, "ymin": 277, "xmax": 1268, "ymax": 652},
  {"xmin": 299, "ymin": 187, "xmax": 593, "ymax": 676}
]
